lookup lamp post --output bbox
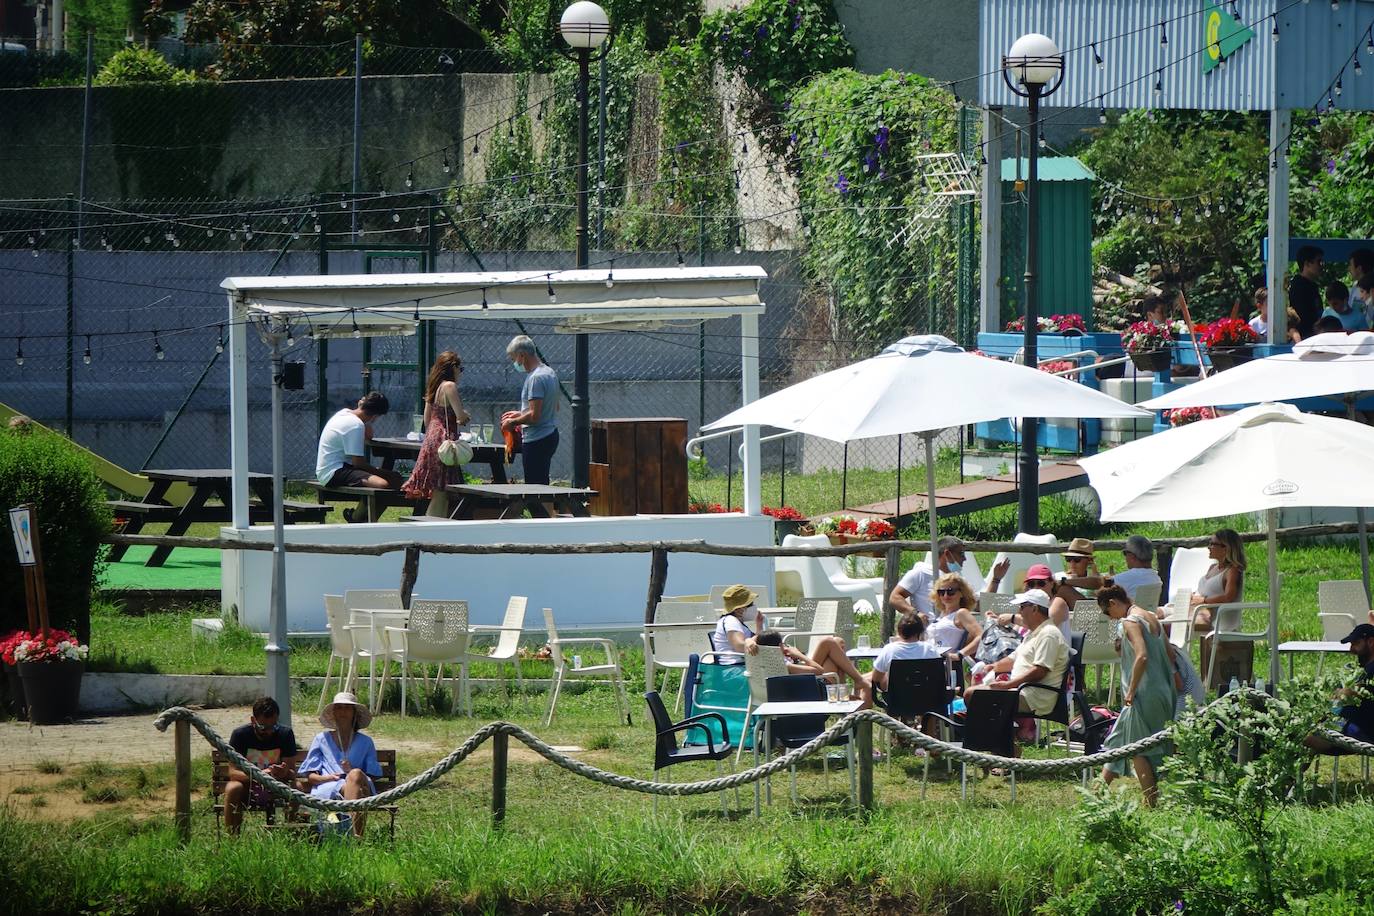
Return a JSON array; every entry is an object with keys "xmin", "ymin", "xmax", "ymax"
[
  {"xmin": 1002, "ymin": 33, "xmax": 1063, "ymax": 535},
  {"xmin": 558, "ymin": 1, "xmax": 612, "ymax": 489}
]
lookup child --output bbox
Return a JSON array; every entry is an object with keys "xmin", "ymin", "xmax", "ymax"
[
  {"xmin": 1323, "ymin": 281, "xmax": 1369, "ymax": 332},
  {"xmin": 1248, "ymin": 288, "xmax": 1268, "ymax": 337}
]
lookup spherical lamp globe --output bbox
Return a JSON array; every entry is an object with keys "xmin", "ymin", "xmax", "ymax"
[
  {"xmin": 559, "ymin": 1, "xmax": 611, "ymax": 49},
  {"xmin": 1005, "ymin": 32, "xmax": 1062, "ymax": 86}
]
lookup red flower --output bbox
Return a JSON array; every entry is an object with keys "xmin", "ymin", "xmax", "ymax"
[
  {"xmin": 1201, "ymin": 318, "xmax": 1260, "ymax": 349},
  {"xmin": 762, "ymin": 505, "xmax": 806, "ymax": 521},
  {"xmin": 836, "ymin": 518, "xmax": 859, "ymax": 535},
  {"xmin": 863, "ymin": 519, "xmax": 896, "ymax": 539}
]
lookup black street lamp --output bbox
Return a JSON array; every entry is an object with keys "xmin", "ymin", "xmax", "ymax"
[
  {"xmin": 558, "ymin": 1, "xmax": 612, "ymax": 488},
  {"xmin": 1002, "ymin": 32, "xmax": 1063, "ymax": 535}
]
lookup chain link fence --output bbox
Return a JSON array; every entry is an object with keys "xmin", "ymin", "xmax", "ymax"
[{"xmin": 0, "ymin": 40, "xmax": 982, "ymax": 505}]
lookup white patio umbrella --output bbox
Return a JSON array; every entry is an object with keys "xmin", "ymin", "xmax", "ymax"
[
  {"xmin": 703, "ymin": 335, "xmax": 1150, "ymax": 556},
  {"xmin": 1141, "ymin": 330, "xmax": 1374, "ymax": 592},
  {"xmin": 1078, "ymin": 401, "xmax": 1374, "ymax": 684}
]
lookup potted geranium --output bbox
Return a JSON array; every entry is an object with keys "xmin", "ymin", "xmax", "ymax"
[
  {"xmin": 12, "ymin": 628, "xmax": 87, "ymax": 724},
  {"xmin": 1164, "ymin": 406, "xmax": 1217, "ymax": 427},
  {"xmin": 1201, "ymin": 318, "xmax": 1261, "ymax": 371},
  {"xmin": 0, "ymin": 629, "xmax": 28, "ymax": 719},
  {"xmin": 814, "ymin": 515, "xmax": 859, "ymax": 547},
  {"xmin": 1120, "ymin": 321, "xmax": 1174, "ymax": 372},
  {"xmin": 1005, "ymin": 313, "xmax": 1087, "ymax": 335},
  {"xmin": 762, "ymin": 505, "xmax": 808, "ymax": 542}
]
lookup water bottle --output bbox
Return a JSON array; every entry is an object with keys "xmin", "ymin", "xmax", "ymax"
[
  {"xmin": 1254, "ymin": 677, "xmax": 1267, "ymax": 696},
  {"xmin": 1228, "ymin": 675, "xmax": 1241, "ymax": 695},
  {"xmin": 573, "ymin": 654, "xmax": 582, "ymax": 670}
]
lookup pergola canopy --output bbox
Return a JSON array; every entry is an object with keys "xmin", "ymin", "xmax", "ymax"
[{"xmin": 223, "ymin": 266, "xmax": 767, "ymax": 337}]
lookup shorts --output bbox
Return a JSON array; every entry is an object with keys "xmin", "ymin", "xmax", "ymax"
[
  {"xmin": 327, "ymin": 465, "xmax": 374, "ymax": 488},
  {"xmin": 309, "ymin": 772, "xmax": 377, "ymax": 800}
]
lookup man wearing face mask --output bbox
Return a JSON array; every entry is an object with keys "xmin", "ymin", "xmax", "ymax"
[
  {"xmin": 502, "ymin": 335, "xmax": 560, "ymax": 485},
  {"xmin": 889, "ymin": 535, "xmax": 967, "ymax": 621}
]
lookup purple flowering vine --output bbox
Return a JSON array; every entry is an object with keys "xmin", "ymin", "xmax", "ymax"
[
  {"xmin": 874, "ymin": 124, "xmax": 890, "ymax": 152},
  {"xmin": 862, "ymin": 151, "xmax": 879, "ymax": 173},
  {"xmin": 834, "ymin": 173, "xmax": 850, "ymax": 194}
]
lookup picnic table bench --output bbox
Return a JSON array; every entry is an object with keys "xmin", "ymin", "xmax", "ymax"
[
  {"xmin": 369, "ymin": 436, "xmax": 509, "ymax": 483},
  {"xmin": 108, "ymin": 469, "xmax": 327, "ymax": 566},
  {"xmin": 211, "ymin": 747, "xmax": 400, "ymax": 839},
  {"xmin": 444, "ymin": 483, "xmax": 597, "ymax": 520},
  {"xmin": 304, "ymin": 483, "xmax": 426, "ymax": 522}
]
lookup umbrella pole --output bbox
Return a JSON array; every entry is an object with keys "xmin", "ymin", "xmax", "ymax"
[
  {"xmin": 1344, "ymin": 396, "xmax": 1371, "ymax": 601},
  {"xmin": 1268, "ymin": 508, "xmax": 1280, "ymax": 687},
  {"xmin": 924, "ymin": 432, "xmax": 938, "ymax": 567},
  {"xmin": 896, "ymin": 435, "xmax": 903, "ymax": 517}
]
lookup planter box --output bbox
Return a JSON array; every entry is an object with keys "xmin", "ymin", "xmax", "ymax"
[{"xmin": 18, "ymin": 659, "xmax": 83, "ymax": 725}]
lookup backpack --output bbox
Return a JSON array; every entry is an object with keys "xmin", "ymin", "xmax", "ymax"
[{"xmin": 975, "ymin": 622, "xmax": 1024, "ymax": 665}]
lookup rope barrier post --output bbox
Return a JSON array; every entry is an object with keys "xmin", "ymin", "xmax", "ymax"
[
  {"xmin": 881, "ymin": 544, "xmax": 901, "ymax": 643},
  {"xmin": 174, "ymin": 719, "xmax": 192, "ymax": 844},
  {"xmin": 857, "ymin": 717, "xmax": 874, "ymax": 812},
  {"xmin": 491, "ymin": 729, "xmax": 509, "ymax": 828}
]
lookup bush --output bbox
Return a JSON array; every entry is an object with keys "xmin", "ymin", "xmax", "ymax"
[
  {"xmin": 94, "ymin": 47, "xmax": 197, "ymax": 86},
  {"xmin": 902, "ymin": 496, "xmax": 1116, "ymax": 544},
  {"xmin": 0, "ymin": 423, "xmax": 111, "ymax": 642}
]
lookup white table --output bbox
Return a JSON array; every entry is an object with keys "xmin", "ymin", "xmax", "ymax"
[
  {"xmin": 348, "ymin": 608, "xmax": 409, "ymax": 710},
  {"xmin": 750, "ymin": 699, "xmax": 862, "ymax": 815},
  {"xmin": 1277, "ymin": 640, "xmax": 1348, "ymax": 679}
]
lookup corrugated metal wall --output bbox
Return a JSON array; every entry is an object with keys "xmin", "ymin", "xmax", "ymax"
[
  {"xmin": 999, "ymin": 170, "xmax": 1094, "ymax": 327},
  {"xmin": 1276, "ymin": 0, "xmax": 1374, "ymax": 111}
]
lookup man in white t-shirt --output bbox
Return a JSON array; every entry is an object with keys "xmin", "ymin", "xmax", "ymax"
[
  {"xmin": 971, "ymin": 589, "xmax": 1069, "ymax": 715},
  {"xmin": 315, "ymin": 392, "xmax": 403, "ymax": 490},
  {"xmin": 869, "ymin": 613, "xmax": 943, "ymax": 693},
  {"xmin": 1110, "ymin": 534, "xmax": 1161, "ymax": 600},
  {"xmin": 890, "ymin": 536, "xmax": 966, "ymax": 620}
]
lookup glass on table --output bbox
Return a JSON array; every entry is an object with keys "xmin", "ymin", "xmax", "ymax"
[
  {"xmin": 826, "ymin": 682, "xmax": 844, "ymax": 704},
  {"xmin": 857, "ymin": 634, "xmax": 871, "ymax": 649}
]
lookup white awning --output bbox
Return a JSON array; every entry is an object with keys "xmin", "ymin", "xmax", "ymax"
[{"xmin": 223, "ymin": 266, "xmax": 767, "ymax": 336}]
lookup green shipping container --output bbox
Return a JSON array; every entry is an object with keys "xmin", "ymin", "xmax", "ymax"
[{"xmin": 1000, "ymin": 156, "xmax": 1095, "ymax": 330}]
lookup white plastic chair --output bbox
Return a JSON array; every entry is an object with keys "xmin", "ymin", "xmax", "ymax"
[
  {"xmin": 466, "ymin": 596, "xmax": 528, "ymax": 697},
  {"xmin": 739, "ymin": 645, "xmax": 791, "ymax": 762},
  {"xmin": 990, "ymin": 532, "xmax": 1063, "ymax": 594},
  {"xmin": 318, "ymin": 594, "xmax": 356, "ymax": 713},
  {"xmin": 783, "ymin": 598, "xmax": 839, "ymax": 656},
  {"xmin": 343, "ymin": 589, "xmax": 406, "ymax": 712},
  {"xmin": 776, "ymin": 533, "xmax": 883, "ymax": 612},
  {"xmin": 543, "ymin": 607, "xmax": 630, "ymax": 726},
  {"xmin": 1169, "ymin": 547, "xmax": 1213, "ymax": 597},
  {"xmin": 641, "ymin": 600, "xmax": 715, "ymax": 704},
  {"xmin": 774, "ymin": 569, "xmax": 805, "ymax": 608},
  {"xmin": 1205, "ymin": 601, "xmax": 1271, "ymax": 687},
  {"xmin": 385, "ymin": 599, "xmax": 471, "ymax": 716},
  {"xmin": 1069, "ymin": 598, "xmax": 1120, "ymax": 704},
  {"xmin": 1134, "ymin": 583, "xmax": 1162, "ymax": 613},
  {"xmin": 1318, "ymin": 580, "xmax": 1370, "ymax": 620},
  {"xmin": 978, "ymin": 591, "xmax": 1013, "ymax": 621}
]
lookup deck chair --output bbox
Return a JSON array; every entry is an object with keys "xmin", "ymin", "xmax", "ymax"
[
  {"xmin": 319, "ymin": 594, "xmax": 356, "ymax": 713},
  {"xmin": 543, "ymin": 607, "xmax": 630, "ymax": 726},
  {"xmin": 1069, "ymin": 598, "xmax": 1120, "ymax": 704},
  {"xmin": 384, "ymin": 599, "xmax": 471, "ymax": 716},
  {"xmin": 641, "ymin": 600, "xmax": 715, "ymax": 706},
  {"xmin": 1168, "ymin": 547, "xmax": 1212, "ymax": 596},
  {"xmin": 777, "ymin": 534, "xmax": 883, "ymax": 614},
  {"xmin": 465, "ymin": 596, "xmax": 527, "ymax": 698},
  {"xmin": 989, "ymin": 532, "xmax": 1063, "ymax": 594}
]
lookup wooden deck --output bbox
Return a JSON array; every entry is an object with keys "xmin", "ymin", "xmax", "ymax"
[{"xmin": 819, "ymin": 460, "xmax": 1088, "ymax": 525}]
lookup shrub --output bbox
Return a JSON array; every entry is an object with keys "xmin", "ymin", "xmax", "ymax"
[
  {"xmin": 94, "ymin": 47, "xmax": 196, "ymax": 86},
  {"xmin": 0, "ymin": 424, "xmax": 111, "ymax": 642},
  {"xmin": 903, "ymin": 496, "xmax": 1115, "ymax": 544}
]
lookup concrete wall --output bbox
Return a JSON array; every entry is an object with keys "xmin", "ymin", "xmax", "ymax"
[{"xmin": 833, "ymin": 0, "xmax": 978, "ymax": 83}]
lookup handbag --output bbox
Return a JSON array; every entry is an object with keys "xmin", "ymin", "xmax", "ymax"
[
  {"xmin": 438, "ymin": 437, "xmax": 473, "ymax": 467},
  {"xmin": 974, "ymin": 622, "xmax": 1024, "ymax": 665}
]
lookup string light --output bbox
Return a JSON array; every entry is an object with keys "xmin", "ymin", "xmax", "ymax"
[
  {"xmin": 215, "ymin": 325, "xmax": 225, "ymax": 354},
  {"xmin": 1098, "ymin": 96, "xmax": 1108, "ymax": 124},
  {"xmin": 1091, "ymin": 41, "xmax": 1103, "ymax": 68},
  {"xmin": 405, "ymin": 168, "xmax": 414, "ymax": 189},
  {"xmin": 605, "ymin": 261, "xmax": 615, "ymax": 288},
  {"xmin": 82, "ymin": 335, "xmax": 92, "ymax": 365},
  {"xmin": 351, "ymin": 312, "xmax": 361, "ymax": 338},
  {"xmin": 1366, "ymin": 29, "xmax": 1373, "ymax": 54},
  {"xmin": 15, "ymin": 338, "xmax": 23, "ymax": 367},
  {"xmin": 1272, "ymin": 19, "xmax": 1281, "ymax": 42},
  {"xmin": 675, "ymin": 243, "xmax": 685, "ymax": 267},
  {"xmin": 481, "ymin": 288, "xmax": 488, "ymax": 309},
  {"xmin": 153, "ymin": 331, "xmax": 165, "ymax": 360},
  {"xmin": 412, "ymin": 301, "xmax": 420, "ymax": 322},
  {"xmin": 390, "ymin": 210, "xmax": 400, "ymax": 223},
  {"xmin": 1154, "ymin": 70, "xmax": 1164, "ymax": 95},
  {"xmin": 546, "ymin": 275, "xmax": 556, "ymax": 303},
  {"xmin": 1356, "ymin": 57, "xmax": 1364, "ymax": 77},
  {"xmin": 442, "ymin": 149, "xmax": 452, "ymax": 174},
  {"xmin": 1159, "ymin": 21, "xmax": 1168, "ymax": 47},
  {"xmin": 285, "ymin": 325, "xmax": 295, "ymax": 348},
  {"xmin": 1336, "ymin": 76, "xmax": 1343, "ymax": 96}
]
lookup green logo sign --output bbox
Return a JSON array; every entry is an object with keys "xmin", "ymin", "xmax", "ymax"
[{"xmin": 1202, "ymin": 4, "xmax": 1255, "ymax": 74}]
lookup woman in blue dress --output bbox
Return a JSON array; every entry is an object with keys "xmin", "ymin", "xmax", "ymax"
[{"xmin": 299, "ymin": 691, "xmax": 382, "ymax": 837}]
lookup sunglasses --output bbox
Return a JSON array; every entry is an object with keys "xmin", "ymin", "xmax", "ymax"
[
  {"xmin": 1024, "ymin": 578, "xmax": 1049, "ymax": 587},
  {"xmin": 1209, "ymin": 540, "xmax": 1224, "ymax": 547},
  {"xmin": 1067, "ymin": 555, "xmax": 1089, "ymax": 562},
  {"xmin": 936, "ymin": 588, "xmax": 959, "ymax": 596}
]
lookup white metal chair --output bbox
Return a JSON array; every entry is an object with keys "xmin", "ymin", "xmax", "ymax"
[
  {"xmin": 641, "ymin": 600, "xmax": 715, "ymax": 705},
  {"xmin": 543, "ymin": 607, "xmax": 630, "ymax": 726},
  {"xmin": 1204, "ymin": 601, "xmax": 1271, "ymax": 688},
  {"xmin": 343, "ymin": 589, "xmax": 407, "ymax": 712},
  {"xmin": 465, "ymin": 596, "xmax": 528, "ymax": 697},
  {"xmin": 318, "ymin": 594, "xmax": 356, "ymax": 713},
  {"xmin": 978, "ymin": 591, "xmax": 1013, "ymax": 621},
  {"xmin": 1069, "ymin": 598, "xmax": 1120, "ymax": 704},
  {"xmin": 990, "ymin": 532, "xmax": 1063, "ymax": 594},
  {"xmin": 777, "ymin": 534, "xmax": 884, "ymax": 613},
  {"xmin": 1315, "ymin": 612, "xmax": 1357, "ymax": 675},
  {"xmin": 783, "ymin": 598, "xmax": 839, "ymax": 656},
  {"xmin": 385, "ymin": 599, "xmax": 472, "ymax": 716},
  {"xmin": 738, "ymin": 644, "xmax": 791, "ymax": 762}
]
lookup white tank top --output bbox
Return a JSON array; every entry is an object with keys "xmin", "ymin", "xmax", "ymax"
[{"xmin": 1197, "ymin": 564, "xmax": 1229, "ymax": 601}]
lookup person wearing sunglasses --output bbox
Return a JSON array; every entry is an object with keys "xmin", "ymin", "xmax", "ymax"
[
  {"xmin": 926, "ymin": 573, "xmax": 984, "ymax": 660},
  {"xmin": 1190, "ymin": 528, "xmax": 1246, "ymax": 632},
  {"xmin": 1097, "ymin": 582, "xmax": 1177, "ymax": 807},
  {"xmin": 890, "ymin": 535, "xmax": 967, "ymax": 621},
  {"xmin": 224, "ymin": 696, "xmax": 301, "ymax": 836}
]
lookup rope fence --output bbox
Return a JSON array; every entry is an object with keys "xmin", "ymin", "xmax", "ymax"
[{"xmin": 153, "ymin": 689, "xmax": 1374, "ymax": 841}]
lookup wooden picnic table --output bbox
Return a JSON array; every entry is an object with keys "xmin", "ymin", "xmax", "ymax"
[
  {"xmin": 368, "ymin": 436, "xmax": 509, "ymax": 484},
  {"xmin": 108, "ymin": 468, "xmax": 325, "ymax": 567},
  {"xmin": 443, "ymin": 483, "xmax": 597, "ymax": 520}
]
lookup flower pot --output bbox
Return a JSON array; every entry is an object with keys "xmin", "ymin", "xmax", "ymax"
[
  {"xmin": 1208, "ymin": 347, "xmax": 1253, "ymax": 372},
  {"xmin": 1094, "ymin": 359, "xmax": 1126, "ymax": 380},
  {"xmin": 1129, "ymin": 349, "xmax": 1171, "ymax": 372},
  {"xmin": 773, "ymin": 519, "xmax": 808, "ymax": 544},
  {"xmin": 17, "ymin": 658, "xmax": 83, "ymax": 725},
  {"xmin": 826, "ymin": 532, "xmax": 883, "ymax": 558},
  {"xmin": 2, "ymin": 663, "xmax": 26, "ymax": 720}
]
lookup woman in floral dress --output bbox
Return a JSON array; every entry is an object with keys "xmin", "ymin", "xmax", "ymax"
[{"xmin": 402, "ymin": 350, "xmax": 471, "ymax": 517}]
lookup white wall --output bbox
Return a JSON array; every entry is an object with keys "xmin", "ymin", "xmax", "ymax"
[{"xmin": 222, "ymin": 514, "xmax": 774, "ymax": 632}]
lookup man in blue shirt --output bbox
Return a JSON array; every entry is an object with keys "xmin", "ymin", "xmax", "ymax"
[
  {"xmin": 1306, "ymin": 623, "xmax": 1374, "ymax": 752},
  {"xmin": 502, "ymin": 335, "xmax": 560, "ymax": 485}
]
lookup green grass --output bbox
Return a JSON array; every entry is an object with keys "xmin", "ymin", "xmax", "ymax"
[{"xmin": 689, "ymin": 455, "xmax": 967, "ymax": 517}]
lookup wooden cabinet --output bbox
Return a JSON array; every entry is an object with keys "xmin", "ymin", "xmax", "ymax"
[{"xmin": 588, "ymin": 418, "xmax": 688, "ymax": 516}]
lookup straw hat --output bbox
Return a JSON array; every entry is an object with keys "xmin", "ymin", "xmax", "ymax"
[
  {"xmin": 719, "ymin": 584, "xmax": 758, "ymax": 615},
  {"xmin": 1063, "ymin": 537, "xmax": 1095, "ymax": 559},
  {"xmin": 319, "ymin": 691, "xmax": 372, "ymax": 730}
]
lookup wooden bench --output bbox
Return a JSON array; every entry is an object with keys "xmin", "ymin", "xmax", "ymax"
[
  {"xmin": 303, "ymin": 483, "xmax": 426, "ymax": 522},
  {"xmin": 211, "ymin": 748, "xmax": 400, "ymax": 838}
]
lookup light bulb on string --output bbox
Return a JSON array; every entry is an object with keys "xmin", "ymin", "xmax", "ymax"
[
  {"xmin": 1367, "ymin": 29, "xmax": 1373, "ymax": 54},
  {"xmin": 391, "ymin": 211, "xmax": 400, "ymax": 223},
  {"xmin": 547, "ymin": 275, "xmax": 557, "ymax": 303},
  {"xmin": 1091, "ymin": 41, "xmax": 1103, "ymax": 68},
  {"xmin": 1332, "ymin": 0, "xmax": 1340, "ymax": 10},
  {"xmin": 1336, "ymin": 76, "xmax": 1344, "ymax": 96},
  {"xmin": 442, "ymin": 149, "xmax": 452, "ymax": 174},
  {"xmin": 1272, "ymin": 20, "xmax": 1280, "ymax": 41},
  {"xmin": 153, "ymin": 332, "xmax": 165, "ymax": 361},
  {"xmin": 83, "ymin": 335, "xmax": 92, "ymax": 365},
  {"xmin": 412, "ymin": 301, "xmax": 420, "ymax": 323},
  {"xmin": 1038, "ymin": 128, "xmax": 1046, "ymax": 148},
  {"xmin": 206, "ymin": 228, "xmax": 214, "ymax": 238},
  {"xmin": 351, "ymin": 312, "xmax": 361, "ymax": 338},
  {"xmin": 605, "ymin": 261, "xmax": 615, "ymax": 288},
  {"xmin": 1159, "ymin": 21, "xmax": 1168, "ymax": 47},
  {"xmin": 1099, "ymin": 97, "xmax": 1107, "ymax": 124},
  {"xmin": 1154, "ymin": 71, "xmax": 1164, "ymax": 95},
  {"xmin": 1356, "ymin": 58, "xmax": 1364, "ymax": 76},
  {"xmin": 280, "ymin": 216, "xmax": 289, "ymax": 226},
  {"xmin": 215, "ymin": 325, "xmax": 225, "ymax": 354},
  {"xmin": 675, "ymin": 243, "xmax": 685, "ymax": 267},
  {"xmin": 472, "ymin": 137, "xmax": 480, "ymax": 157},
  {"xmin": 15, "ymin": 338, "xmax": 23, "ymax": 367},
  {"xmin": 285, "ymin": 326, "xmax": 295, "ymax": 348},
  {"xmin": 481, "ymin": 288, "xmax": 488, "ymax": 309},
  {"xmin": 405, "ymin": 168, "xmax": 414, "ymax": 189}
]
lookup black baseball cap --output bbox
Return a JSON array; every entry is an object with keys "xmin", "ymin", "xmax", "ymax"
[{"xmin": 1340, "ymin": 623, "xmax": 1374, "ymax": 643}]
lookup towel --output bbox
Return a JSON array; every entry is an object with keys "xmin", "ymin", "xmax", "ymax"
[{"xmin": 500, "ymin": 410, "xmax": 522, "ymax": 463}]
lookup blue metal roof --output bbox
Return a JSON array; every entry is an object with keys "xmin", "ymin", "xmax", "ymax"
[{"xmin": 979, "ymin": 0, "xmax": 1374, "ymax": 112}]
